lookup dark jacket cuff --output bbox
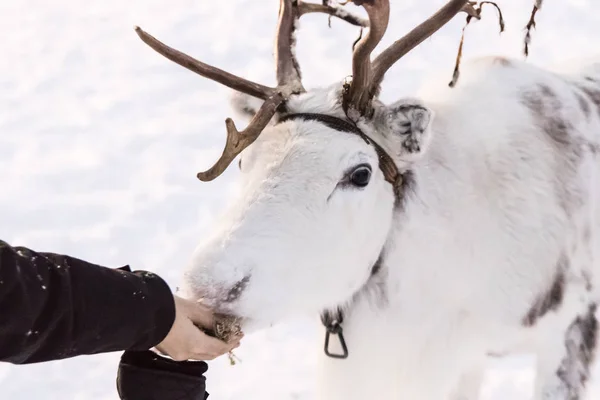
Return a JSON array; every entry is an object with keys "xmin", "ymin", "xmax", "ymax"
[
  {"xmin": 116, "ymin": 350, "xmax": 209, "ymax": 400},
  {"xmin": 120, "ymin": 266, "xmax": 176, "ymax": 351}
]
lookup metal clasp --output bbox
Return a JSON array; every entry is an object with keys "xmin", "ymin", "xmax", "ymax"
[{"xmin": 321, "ymin": 309, "xmax": 348, "ymax": 359}]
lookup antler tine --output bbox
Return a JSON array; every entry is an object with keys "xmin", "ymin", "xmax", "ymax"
[
  {"xmin": 276, "ymin": 0, "xmax": 370, "ymax": 92},
  {"xmin": 139, "ymin": 1, "xmax": 370, "ymax": 182},
  {"xmin": 276, "ymin": 0, "xmax": 305, "ymax": 93},
  {"xmin": 344, "ymin": 0, "xmax": 390, "ymax": 117},
  {"xmin": 298, "ymin": 1, "xmax": 369, "ymax": 27},
  {"xmin": 197, "ymin": 93, "xmax": 285, "ymax": 181},
  {"xmin": 368, "ymin": 0, "xmax": 469, "ymax": 94},
  {"xmin": 195, "ymin": 0, "xmax": 305, "ymax": 182},
  {"xmin": 134, "ymin": 26, "xmax": 275, "ymax": 100}
]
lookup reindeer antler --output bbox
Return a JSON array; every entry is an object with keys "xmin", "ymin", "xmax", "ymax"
[
  {"xmin": 276, "ymin": 0, "xmax": 305, "ymax": 94},
  {"xmin": 298, "ymin": 1, "xmax": 369, "ymax": 27},
  {"xmin": 369, "ymin": 0, "xmax": 470, "ymax": 94},
  {"xmin": 343, "ymin": 0, "xmax": 390, "ymax": 118},
  {"xmin": 135, "ymin": 27, "xmax": 276, "ymax": 100},
  {"xmin": 343, "ymin": 0, "xmax": 471, "ymax": 116},
  {"xmin": 135, "ymin": 0, "xmax": 365, "ymax": 181},
  {"xmin": 196, "ymin": 94, "xmax": 285, "ymax": 181}
]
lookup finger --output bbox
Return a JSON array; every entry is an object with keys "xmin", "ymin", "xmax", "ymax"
[
  {"xmin": 175, "ymin": 296, "xmax": 215, "ymax": 329},
  {"xmin": 227, "ymin": 332, "xmax": 244, "ymax": 344},
  {"xmin": 200, "ymin": 340, "xmax": 241, "ymax": 360},
  {"xmin": 181, "ymin": 320, "xmax": 235, "ymax": 354},
  {"xmin": 227, "ymin": 335, "xmax": 242, "ymax": 347},
  {"xmin": 199, "ymin": 334, "xmax": 238, "ymax": 355}
]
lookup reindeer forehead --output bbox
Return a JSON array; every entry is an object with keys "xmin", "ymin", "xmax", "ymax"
[
  {"xmin": 256, "ymin": 117, "xmax": 376, "ymax": 160},
  {"xmin": 252, "ymin": 111, "xmax": 400, "ymax": 189},
  {"xmin": 283, "ymin": 86, "xmax": 348, "ymax": 118}
]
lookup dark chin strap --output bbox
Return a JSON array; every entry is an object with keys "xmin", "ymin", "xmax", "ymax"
[{"xmin": 279, "ymin": 112, "xmax": 400, "ymax": 360}]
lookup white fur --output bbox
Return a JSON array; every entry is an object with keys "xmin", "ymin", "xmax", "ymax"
[{"xmin": 179, "ymin": 55, "xmax": 600, "ymax": 400}]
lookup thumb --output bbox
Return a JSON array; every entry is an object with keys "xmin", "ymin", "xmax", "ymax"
[{"xmin": 175, "ymin": 296, "xmax": 215, "ymax": 330}]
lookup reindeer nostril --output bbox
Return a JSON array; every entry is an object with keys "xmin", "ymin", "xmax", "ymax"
[{"xmin": 225, "ymin": 275, "xmax": 251, "ymax": 303}]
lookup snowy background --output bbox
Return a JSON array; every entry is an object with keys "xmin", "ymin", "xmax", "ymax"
[{"xmin": 1, "ymin": 0, "xmax": 599, "ymax": 398}]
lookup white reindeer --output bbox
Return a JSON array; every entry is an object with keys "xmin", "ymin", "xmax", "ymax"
[{"xmin": 135, "ymin": 0, "xmax": 600, "ymax": 399}]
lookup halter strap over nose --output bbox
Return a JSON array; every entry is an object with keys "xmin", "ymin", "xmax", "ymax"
[{"xmin": 278, "ymin": 113, "xmax": 401, "ymax": 190}]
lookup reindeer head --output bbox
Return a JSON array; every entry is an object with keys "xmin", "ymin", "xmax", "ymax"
[{"xmin": 135, "ymin": 0, "xmax": 470, "ymax": 331}]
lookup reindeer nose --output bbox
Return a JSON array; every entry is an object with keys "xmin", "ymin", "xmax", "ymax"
[{"xmin": 224, "ymin": 275, "xmax": 251, "ymax": 303}]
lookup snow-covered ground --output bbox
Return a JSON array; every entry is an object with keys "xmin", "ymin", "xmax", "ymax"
[{"xmin": 1, "ymin": 0, "xmax": 599, "ymax": 398}]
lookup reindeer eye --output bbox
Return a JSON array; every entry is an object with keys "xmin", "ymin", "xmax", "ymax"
[{"xmin": 350, "ymin": 165, "xmax": 372, "ymax": 187}]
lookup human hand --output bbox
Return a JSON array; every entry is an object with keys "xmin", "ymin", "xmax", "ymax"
[{"xmin": 155, "ymin": 296, "xmax": 242, "ymax": 361}]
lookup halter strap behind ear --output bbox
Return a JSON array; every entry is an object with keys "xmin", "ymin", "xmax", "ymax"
[{"xmin": 278, "ymin": 113, "xmax": 402, "ymax": 191}]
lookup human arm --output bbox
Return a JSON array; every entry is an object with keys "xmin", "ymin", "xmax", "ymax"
[{"xmin": 0, "ymin": 239, "xmax": 239, "ymax": 364}]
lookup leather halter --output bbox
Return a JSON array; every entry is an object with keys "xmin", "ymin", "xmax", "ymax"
[
  {"xmin": 279, "ymin": 113, "xmax": 402, "ymax": 193},
  {"xmin": 278, "ymin": 112, "xmax": 402, "ymax": 359}
]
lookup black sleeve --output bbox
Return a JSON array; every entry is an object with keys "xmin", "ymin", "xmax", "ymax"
[
  {"xmin": 0, "ymin": 239, "xmax": 176, "ymax": 364},
  {"xmin": 117, "ymin": 350, "xmax": 210, "ymax": 400}
]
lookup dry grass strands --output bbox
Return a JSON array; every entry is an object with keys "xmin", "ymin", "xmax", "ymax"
[
  {"xmin": 192, "ymin": 312, "xmax": 243, "ymax": 365},
  {"xmin": 212, "ymin": 313, "xmax": 244, "ymax": 342},
  {"xmin": 448, "ymin": 1, "xmax": 505, "ymax": 88},
  {"xmin": 212, "ymin": 313, "xmax": 244, "ymax": 366}
]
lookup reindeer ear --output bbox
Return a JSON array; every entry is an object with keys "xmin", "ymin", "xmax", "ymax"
[
  {"xmin": 383, "ymin": 97, "xmax": 434, "ymax": 163},
  {"xmin": 229, "ymin": 91, "xmax": 264, "ymax": 120}
]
